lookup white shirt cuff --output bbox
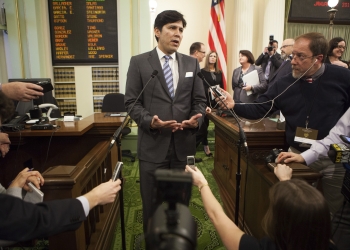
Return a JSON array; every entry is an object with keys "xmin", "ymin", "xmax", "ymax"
[{"xmin": 76, "ymin": 196, "xmax": 90, "ymax": 217}]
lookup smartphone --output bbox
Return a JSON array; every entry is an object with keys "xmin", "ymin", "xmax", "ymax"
[
  {"xmin": 210, "ymin": 85, "xmax": 226, "ymax": 98},
  {"xmin": 36, "ymin": 81, "xmax": 54, "ymax": 93},
  {"xmin": 187, "ymin": 155, "xmax": 195, "ymax": 169},
  {"xmin": 111, "ymin": 161, "xmax": 123, "ymax": 181},
  {"xmin": 340, "ymin": 135, "xmax": 350, "ymax": 144},
  {"xmin": 23, "ymin": 182, "xmax": 44, "ymax": 203}
]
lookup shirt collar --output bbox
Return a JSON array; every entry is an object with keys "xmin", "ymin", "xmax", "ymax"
[
  {"xmin": 302, "ymin": 63, "xmax": 325, "ymax": 81},
  {"xmin": 156, "ymin": 47, "xmax": 176, "ymax": 61}
]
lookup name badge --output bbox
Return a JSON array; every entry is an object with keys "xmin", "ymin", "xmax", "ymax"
[
  {"xmin": 294, "ymin": 127, "xmax": 318, "ymax": 148},
  {"xmin": 185, "ymin": 72, "xmax": 193, "ymax": 77}
]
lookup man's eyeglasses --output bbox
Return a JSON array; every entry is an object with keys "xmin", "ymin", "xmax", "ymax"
[
  {"xmin": 337, "ymin": 45, "xmax": 346, "ymax": 50},
  {"xmin": 198, "ymin": 51, "xmax": 206, "ymax": 54},
  {"xmin": 291, "ymin": 52, "xmax": 314, "ymax": 61},
  {"xmin": 280, "ymin": 44, "xmax": 293, "ymax": 49}
]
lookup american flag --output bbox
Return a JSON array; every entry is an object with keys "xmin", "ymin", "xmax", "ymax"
[{"xmin": 208, "ymin": 0, "xmax": 227, "ymax": 90}]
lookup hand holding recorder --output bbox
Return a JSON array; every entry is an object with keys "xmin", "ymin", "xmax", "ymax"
[{"xmin": 214, "ymin": 88, "xmax": 235, "ymax": 110}]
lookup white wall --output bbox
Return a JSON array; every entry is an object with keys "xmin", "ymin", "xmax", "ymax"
[{"xmin": 155, "ymin": 0, "xmax": 211, "ymax": 68}]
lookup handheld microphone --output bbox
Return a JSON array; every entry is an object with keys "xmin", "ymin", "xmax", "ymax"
[
  {"xmin": 108, "ymin": 70, "xmax": 158, "ymax": 151},
  {"xmin": 197, "ymin": 72, "xmax": 247, "ymax": 148}
]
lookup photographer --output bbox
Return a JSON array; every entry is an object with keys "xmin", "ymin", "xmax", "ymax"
[
  {"xmin": 255, "ymin": 38, "xmax": 283, "ymax": 82},
  {"xmin": 277, "ymin": 107, "xmax": 350, "ymax": 250},
  {"xmin": 185, "ymin": 165, "xmax": 334, "ymax": 250}
]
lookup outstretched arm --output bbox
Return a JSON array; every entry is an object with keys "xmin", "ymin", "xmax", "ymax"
[
  {"xmin": 1, "ymin": 82, "xmax": 43, "ymax": 101},
  {"xmin": 185, "ymin": 166, "xmax": 244, "ymax": 250}
]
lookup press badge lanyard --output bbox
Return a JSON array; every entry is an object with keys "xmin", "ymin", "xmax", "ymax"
[
  {"xmin": 303, "ymin": 79, "xmax": 321, "ymax": 129},
  {"xmin": 294, "ymin": 79, "xmax": 321, "ymax": 147}
]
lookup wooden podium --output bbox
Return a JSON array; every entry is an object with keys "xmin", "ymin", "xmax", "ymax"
[
  {"xmin": 208, "ymin": 113, "xmax": 322, "ymax": 239},
  {"xmin": 0, "ymin": 113, "xmax": 125, "ymax": 249}
]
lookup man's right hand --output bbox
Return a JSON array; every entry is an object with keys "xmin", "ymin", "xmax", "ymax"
[
  {"xmin": 215, "ymin": 89, "xmax": 234, "ymax": 110},
  {"xmin": 84, "ymin": 179, "xmax": 122, "ymax": 209},
  {"xmin": 1, "ymin": 82, "xmax": 43, "ymax": 101},
  {"xmin": 150, "ymin": 115, "xmax": 182, "ymax": 132},
  {"xmin": 276, "ymin": 152, "xmax": 305, "ymax": 164},
  {"xmin": 0, "ymin": 133, "xmax": 11, "ymax": 158},
  {"xmin": 0, "ymin": 132, "xmax": 10, "ymax": 145}
]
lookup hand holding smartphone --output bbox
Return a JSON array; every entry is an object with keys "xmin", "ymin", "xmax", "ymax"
[
  {"xmin": 210, "ymin": 85, "xmax": 226, "ymax": 98},
  {"xmin": 187, "ymin": 156, "xmax": 195, "ymax": 170},
  {"xmin": 23, "ymin": 182, "xmax": 44, "ymax": 203}
]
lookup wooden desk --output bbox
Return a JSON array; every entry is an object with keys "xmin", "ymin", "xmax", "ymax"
[
  {"xmin": 208, "ymin": 113, "xmax": 321, "ymax": 239},
  {"xmin": 0, "ymin": 113, "xmax": 124, "ymax": 250}
]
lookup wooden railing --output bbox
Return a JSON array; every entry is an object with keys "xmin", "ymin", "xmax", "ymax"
[{"xmin": 41, "ymin": 141, "xmax": 120, "ymax": 250}]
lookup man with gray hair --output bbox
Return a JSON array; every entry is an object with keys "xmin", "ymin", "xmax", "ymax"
[{"xmin": 268, "ymin": 38, "xmax": 295, "ymax": 86}]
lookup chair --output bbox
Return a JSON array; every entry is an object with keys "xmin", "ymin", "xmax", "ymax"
[{"xmin": 102, "ymin": 93, "xmax": 135, "ymax": 162}]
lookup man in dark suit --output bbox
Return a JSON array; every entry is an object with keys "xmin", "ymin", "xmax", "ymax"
[
  {"xmin": 269, "ymin": 38, "xmax": 295, "ymax": 86},
  {"xmin": 255, "ymin": 40, "xmax": 283, "ymax": 83},
  {"xmin": 190, "ymin": 42, "xmax": 206, "ymax": 63},
  {"xmin": 124, "ymin": 10, "xmax": 207, "ymax": 232},
  {"xmin": 0, "ymin": 180, "xmax": 121, "ymax": 242}
]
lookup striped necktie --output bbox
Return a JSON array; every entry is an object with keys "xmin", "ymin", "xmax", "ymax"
[{"xmin": 163, "ymin": 55, "xmax": 174, "ymax": 98}]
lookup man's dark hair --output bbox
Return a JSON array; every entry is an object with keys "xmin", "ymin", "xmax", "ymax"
[
  {"xmin": 327, "ymin": 37, "xmax": 346, "ymax": 58},
  {"xmin": 0, "ymin": 92, "xmax": 15, "ymax": 122},
  {"xmin": 239, "ymin": 50, "xmax": 255, "ymax": 64},
  {"xmin": 190, "ymin": 42, "xmax": 203, "ymax": 55},
  {"xmin": 154, "ymin": 10, "xmax": 187, "ymax": 42},
  {"xmin": 295, "ymin": 32, "xmax": 328, "ymax": 63}
]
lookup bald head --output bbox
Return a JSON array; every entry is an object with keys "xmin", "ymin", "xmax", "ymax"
[{"xmin": 281, "ymin": 38, "xmax": 295, "ymax": 59}]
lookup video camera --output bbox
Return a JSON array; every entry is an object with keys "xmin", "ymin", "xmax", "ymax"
[
  {"xmin": 146, "ymin": 169, "xmax": 197, "ymax": 250},
  {"xmin": 267, "ymin": 35, "xmax": 275, "ymax": 52},
  {"xmin": 327, "ymin": 135, "xmax": 350, "ymax": 202}
]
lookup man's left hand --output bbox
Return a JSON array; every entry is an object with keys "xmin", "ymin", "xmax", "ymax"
[{"xmin": 181, "ymin": 113, "xmax": 202, "ymax": 129}]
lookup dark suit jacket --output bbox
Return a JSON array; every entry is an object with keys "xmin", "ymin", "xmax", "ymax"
[
  {"xmin": 255, "ymin": 52, "xmax": 283, "ymax": 81},
  {"xmin": 232, "ymin": 64, "xmax": 267, "ymax": 103},
  {"xmin": 124, "ymin": 48, "xmax": 207, "ymax": 163},
  {"xmin": 268, "ymin": 60, "xmax": 292, "ymax": 88},
  {"xmin": 0, "ymin": 194, "xmax": 85, "ymax": 242},
  {"xmin": 200, "ymin": 69, "xmax": 224, "ymax": 107}
]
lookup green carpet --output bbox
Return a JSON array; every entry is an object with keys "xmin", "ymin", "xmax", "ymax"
[{"xmin": 111, "ymin": 122, "xmax": 225, "ymax": 250}]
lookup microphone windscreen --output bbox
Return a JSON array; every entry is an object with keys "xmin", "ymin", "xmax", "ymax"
[
  {"xmin": 197, "ymin": 72, "xmax": 204, "ymax": 79},
  {"xmin": 152, "ymin": 70, "xmax": 158, "ymax": 77}
]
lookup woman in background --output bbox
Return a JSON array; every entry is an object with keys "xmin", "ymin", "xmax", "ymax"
[
  {"xmin": 232, "ymin": 50, "xmax": 267, "ymax": 103},
  {"xmin": 326, "ymin": 37, "xmax": 348, "ymax": 69},
  {"xmin": 186, "ymin": 164, "xmax": 334, "ymax": 250},
  {"xmin": 198, "ymin": 51, "xmax": 224, "ymax": 157}
]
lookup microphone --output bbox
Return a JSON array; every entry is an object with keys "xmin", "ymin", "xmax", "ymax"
[
  {"xmin": 197, "ymin": 71, "xmax": 247, "ymax": 226},
  {"xmin": 108, "ymin": 70, "xmax": 158, "ymax": 151},
  {"xmin": 197, "ymin": 72, "xmax": 247, "ymax": 147}
]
